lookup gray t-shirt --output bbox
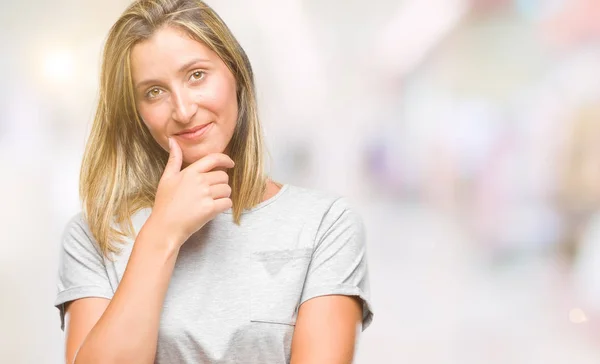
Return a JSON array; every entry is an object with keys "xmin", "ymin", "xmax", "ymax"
[{"xmin": 55, "ymin": 184, "xmax": 373, "ymax": 363}]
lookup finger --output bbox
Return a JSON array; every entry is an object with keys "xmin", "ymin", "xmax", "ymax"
[
  {"xmin": 202, "ymin": 170, "xmax": 229, "ymax": 186},
  {"xmin": 210, "ymin": 183, "xmax": 232, "ymax": 200},
  {"xmin": 188, "ymin": 153, "xmax": 235, "ymax": 173},
  {"xmin": 163, "ymin": 138, "xmax": 183, "ymax": 177},
  {"xmin": 212, "ymin": 197, "xmax": 233, "ymax": 213}
]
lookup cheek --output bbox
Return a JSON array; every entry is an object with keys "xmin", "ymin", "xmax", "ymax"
[
  {"xmin": 204, "ymin": 76, "xmax": 238, "ymax": 123},
  {"xmin": 137, "ymin": 104, "xmax": 170, "ymax": 147},
  {"xmin": 138, "ymin": 104, "xmax": 168, "ymax": 132}
]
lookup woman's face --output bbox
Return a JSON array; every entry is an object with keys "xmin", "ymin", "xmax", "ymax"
[{"xmin": 131, "ymin": 25, "xmax": 238, "ymax": 166}]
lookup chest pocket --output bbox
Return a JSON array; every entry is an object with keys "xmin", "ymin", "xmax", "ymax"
[{"xmin": 250, "ymin": 248, "xmax": 313, "ymax": 326}]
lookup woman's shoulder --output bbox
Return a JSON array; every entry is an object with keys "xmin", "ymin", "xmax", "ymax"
[
  {"xmin": 281, "ymin": 183, "xmax": 341, "ymax": 200},
  {"xmin": 61, "ymin": 212, "xmax": 93, "ymax": 241},
  {"xmin": 280, "ymin": 184, "xmax": 362, "ymax": 221},
  {"xmin": 60, "ymin": 208, "xmax": 151, "ymax": 250},
  {"xmin": 58, "ymin": 212, "xmax": 104, "ymax": 260}
]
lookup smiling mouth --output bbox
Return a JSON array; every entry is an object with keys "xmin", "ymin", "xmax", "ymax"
[
  {"xmin": 174, "ymin": 122, "xmax": 213, "ymax": 141},
  {"xmin": 176, "ymin": 122, "xmax": 211, "ymax": 135}
]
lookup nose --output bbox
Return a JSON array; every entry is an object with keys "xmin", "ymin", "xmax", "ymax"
[{"xmin": 171, "ymin": 88, "xmax": 198, "ymax": 124}]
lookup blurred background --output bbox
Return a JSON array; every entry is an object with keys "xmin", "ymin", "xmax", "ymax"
[{"xmin": 1, "ymin": 0, "xmax": 600, "ymax": 362}]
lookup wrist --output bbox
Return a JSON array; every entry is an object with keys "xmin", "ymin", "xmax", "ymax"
[{"xmin": 141, "ymin": 214, "xmax": 186, "ymax": 255}]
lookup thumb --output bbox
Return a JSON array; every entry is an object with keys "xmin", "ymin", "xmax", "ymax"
[{"xmin": 163, "ymin": 137, "xmax": 182, "ymax": 177}]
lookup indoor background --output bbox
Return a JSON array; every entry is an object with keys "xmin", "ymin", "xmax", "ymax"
[{"xmin": 1, "ymin": 0, "xmax": 600, "ymax": 362}]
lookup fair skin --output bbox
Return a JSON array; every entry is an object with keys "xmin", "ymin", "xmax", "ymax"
[{"xmin": 65, "ymin": 25, "xmax": 362, "ymax": 364}]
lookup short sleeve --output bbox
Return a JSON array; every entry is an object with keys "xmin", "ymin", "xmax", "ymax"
[
  {"xmin": 54, "ymin": 213, "xmax": 114, "ymax": 331},
  {"xmin": 300, "ymin": 197, "xmax": 374, "ymax": 331}
]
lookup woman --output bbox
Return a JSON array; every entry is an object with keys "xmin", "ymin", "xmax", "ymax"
[{"xmin": 54, "ymin": 1, "xmax": 373, "ymax": 363}]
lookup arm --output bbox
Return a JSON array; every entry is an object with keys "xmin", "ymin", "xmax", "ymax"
[
  {"xmin": 61, "ymin": 139, "xmax": 234, "ymax": 364},
  {"xmin": 64, "ymin": 298, "xmax": 109, "ymax": 364},
  {"xmin": 290, "ymin": 197, "xmax": 374, "ymax": 363},
  {"xmin": 290, "ymin": 295, "xmax": 363, "ymax": 364},
  {"xmin": 70, "ymin": 222, "xmax": 180, "ymax": 364}
]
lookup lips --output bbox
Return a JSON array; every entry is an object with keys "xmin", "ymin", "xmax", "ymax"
[
  {"xmin": 176, "ymin": 122, "xmax": 211, "ymax": 136},
  {"xmin": 173, "ymin": 122, "xmax": 213, "ymax": 142}
]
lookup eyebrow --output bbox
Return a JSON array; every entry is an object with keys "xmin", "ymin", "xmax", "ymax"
[{"xmin": 134, "ymin": 58, "xmax": 210, "ymax": 90}]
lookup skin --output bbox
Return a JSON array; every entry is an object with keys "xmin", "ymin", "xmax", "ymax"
[
  {"xmin": 65, "ymin": 25, "xmax": 362, "ymax": 364},
  {"xmin": 131, "ymin": 26, "xmax": 238, "ymax": 167}
]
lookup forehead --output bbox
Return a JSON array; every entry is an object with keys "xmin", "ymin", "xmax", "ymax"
[{"xmin": 130, "ymin": 26, "xmax": 217, "ymax": 78}]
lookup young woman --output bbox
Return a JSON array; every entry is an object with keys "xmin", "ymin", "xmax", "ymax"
[{"xmin": 54, "ymin": 1, "xmax": 373, "ymax": 363}]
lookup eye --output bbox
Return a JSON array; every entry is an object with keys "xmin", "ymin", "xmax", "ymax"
[
  {"xmin": 145, "ymin": 87, "xmax": 163, "ymax": 99},
  {"xmin": 190, "ymin": 70, "xmax": 205, "ymax": 82}
]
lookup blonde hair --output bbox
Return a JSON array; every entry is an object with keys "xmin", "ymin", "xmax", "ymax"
[{"xmin": 80, "ymin": 0, "xmax": 267, "ymax": 256}]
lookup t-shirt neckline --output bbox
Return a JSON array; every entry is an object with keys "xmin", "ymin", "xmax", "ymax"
[{"xmin": 222, "ymin": 183, "xmax": 290, "ymax": 215}]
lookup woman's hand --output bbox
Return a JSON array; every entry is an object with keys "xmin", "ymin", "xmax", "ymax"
[{"xmin": 149, "ymin": 137, "xmax": 235, "ymax": 247}]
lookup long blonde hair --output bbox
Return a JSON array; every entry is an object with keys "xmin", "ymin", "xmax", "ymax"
[{"xmin": 80, "ymin": 0, "xmax": 267, "ymax": 256}]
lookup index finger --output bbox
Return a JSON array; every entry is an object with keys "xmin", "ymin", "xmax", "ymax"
[{"xmin": 186, "ymin": 153, "xmax": 235, "ymax": 173}]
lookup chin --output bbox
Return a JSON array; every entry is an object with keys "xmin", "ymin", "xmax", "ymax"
[
  {"xmin": 182, "ymin": 150, "xmax": 210, "ymax": 165},
  {"xmin": 181, "ymin": 141, "xmax": 228, "ymax": 165}
]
